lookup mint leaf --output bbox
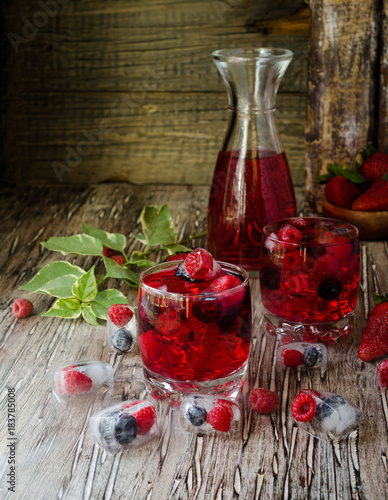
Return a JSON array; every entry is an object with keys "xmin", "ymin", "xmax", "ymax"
[
  {"xmin": 19, "ymin": 261, "xmax": 85, "ymax": 298},
  {"xmin": 82, "ymin": 222, "xmax": 126, "ymax": 252},
  {"xmin": 103, "ymin": 257, "xmax": 140, "ymax": 287},
  {"xmin": 81, "ymin": 304, "xmax": 100, "ymax": 325},
  {"xmin": 42, "ymin": 234, "xmax": 103, "ymax": 256},
  {"xmin": 162, "ymin": 244, "xmax": 191, "ymax": 255},
  {"xmin": 91, "ymin": 289, "xmax": 129, "ymax": 320},
  {"xmin": 127, "ymin": 251, "xmax": 156, "ymax": 270},
  {"xmin": 71, "ymin": 266, "xmax": 98, "ymax": 302},
  {"xmin": 43, "ymin": 298, "xmax": 82, "ymax": 319},
  {"xmin": 139, "ymin": 204, "xmax": 177, "ymax": 247}
]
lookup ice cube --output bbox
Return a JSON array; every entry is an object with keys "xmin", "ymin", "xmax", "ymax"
[
  {"xmin": 174, "ymin": 248, "xmax": 222, "ymax": 282},
  {"xmin": 89, "ymin": 400, "xmax": 158, "ymax": 455},
  {"xmin": 292, "ymin": 390, "xmax": 361, "ymax": 441},
  {"xmin": 179, "ymin": 395, "xmax": 240, "ymax": 434},
  {"xmin": 277, "ymin": 342, "xmax": 327, "ymax": 370},
  {"xmin": 53, "ymin": 361, "xmax": 114, "ymax": 401},
  {"xmin": 376, "ymin": 359, "xmax": 388, "ymax": 393},
  {"xmin": 107, "ymin": 304, "xmax": 137, "ymax": 354}
]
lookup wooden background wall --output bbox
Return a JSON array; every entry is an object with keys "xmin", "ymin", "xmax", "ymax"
[{"xmin": 0, "ymin": 0, "xmax": 308, "ymax": 188}]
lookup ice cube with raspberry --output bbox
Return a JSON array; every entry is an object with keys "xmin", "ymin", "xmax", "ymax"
[
  {"xmin": 89, "ymin": 400, "xmax": 158, "ymax": 455},
  {"xmin": 277, "ymin": 342, "xmax": 327, "ymax": 370},
  {"xmin": 174, "ymin": 248, "xmax": 222, "ymax": 282},
  {"xmin": 376, "ymin": 359, "xmax": 388, "ymax": 393},
  {"xmin": 179, "ymin": 395, "xmax": 240, "ymax": 434},
  {"xmin": 107, "ymin": 304, "xmax": 137, "ymax": 354},
  {"xmin": 291, "ymin": 390, "xmax": 361, "ymax": 441},
  {"xmin": 53, "ymin": 361, "xmax": 114, "ymax": 401}
]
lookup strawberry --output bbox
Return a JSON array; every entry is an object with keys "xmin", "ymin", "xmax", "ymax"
[
  {"xmin": 358, "ymin": 295, "xmax": 388, "ymax": 361},
  {"xmin": 351, "ymin": 179, "xmax": 388, "ymax": 211},
  {"xmin": 324, "ymin": 176, "xmax": 362, "ymax": 209},
  {"xmin": 361, "ymin": 152, "xmax": 388, "ymax": 184}
]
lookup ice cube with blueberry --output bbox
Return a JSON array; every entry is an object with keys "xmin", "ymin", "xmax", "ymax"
[
  {"xmin": 53, "ymin": 361, "xmax": 114, "ymax": 401},
  {"xmin": 174, "ymin": 248, "xmax": 222, "ymax": 282},
  {"xmin": 291, "ymin": 390, "xmax": 362, "ymax": 441},
  {"xmin": 277, "ymin": 342, "xmax": 327, "ymax": 370},
  {"xmin": 107, "ymin": 304, "xmax": 137, "ymax": 354},
  {"xmin": 180, "ymin": 395, "xmax": 240, "ymax": 434},
  {"xmin": 376, "ymin": 359, "xmax": 388, "ymax": 393},
  {"xmin": 89, "ymin": 400, "xmax": 158, "ymax": 454}
]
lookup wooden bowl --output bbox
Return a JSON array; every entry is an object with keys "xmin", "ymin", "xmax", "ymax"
[{"xmin": 323, "ymin": 201, "xmax": 388, "ymax": 241}]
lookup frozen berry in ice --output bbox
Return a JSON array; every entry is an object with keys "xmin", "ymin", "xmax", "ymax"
[
  {"xmin": 317, "ymin": 278, "xmax": 343, "ymax": 300},
  {"xmin": 115, "ymin": 414, "xmax": 138, "ymax": 445},
  {"xmin": 314, "ymin": 395, "xmax": 347, "ymax": 421},
  {"xmin": 108, "ymin": 304, "xmax": 134, "ymax": 327},
  {"xmin": 205, "ymin": 274, "xmax": 241, "ymax": 293},
  {"xmin": 61, "ymin": 370, "xmax": 93, "ymax": 395},
  {"xmin": 111, "ymin": 328, "xmax": 134, "ymax": 354},
  {"xmin": 206, "ymin": 403, "xmax": 234, "ymax": 432},
  {"xmin": 176, "ymin": 248, "xmax": 222, "ymax": 281},
  {"xmin": 99, "ymin": 411, "xmax": 119, "ymax": 449},
  {"xmin": 277, "ymin": 224, "xmax": 303, "ymax": 243},
  {"xmin": 281, "ymin": 349, "xmax": 304, "ymax": 367},
  {"xmin": 133, "ymin": 405, "xmax": 157, "ymax": 435},
  {"xmin": 303, "ymin": 346, "xmax": 323, "ymax": 367},
  {"xmin": 187, "ymin": 403, "xmax": 208, "ymax": 427},
  {"xmin": 291, "ymin": 392, "xmax": 317, "ymax": 422}
]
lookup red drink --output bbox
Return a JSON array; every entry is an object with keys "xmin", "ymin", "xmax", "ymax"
[
  {"xmin": 138, "ymin": 261, "xmax": 252, "ymax": 399},
  {"xmin": 259, "ymin": 218, "xmax": 360, "ymax": 342},
  {"xmin": 208, "ymin": 150, "xmax": 297, "ymax": 271}
]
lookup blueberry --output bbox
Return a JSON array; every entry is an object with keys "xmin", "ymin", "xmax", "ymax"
[
  {"xmin": 315, "ymin": 396, "xmax": 347, "ymax": 421},
  {"xmin": 303, "ymin": 346, "xmax": 323, "ymax": 367},
  {"xmin": 114, "ymin": 414, "xmax": 138, "ymax": 445},
  {"xmin": 259, "ymin": 267, "xmax": 281, "ymax": 290},
  {"xmin": 174, "ymin": 266, "xmax": 195, "ymax": 282},
  {"xmin": 111, "ymin": 328, "xmax": 133, "ymax": 354},
  {"xmin": 317, "ymin": 278, "xmax": 342, "ymax": 300},
  {"xmin": 187, "ymin": 404, "xmax": 207, "ymax": 426}
]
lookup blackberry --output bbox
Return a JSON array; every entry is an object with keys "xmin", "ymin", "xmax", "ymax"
[
  {"xmin": 303, "ymin": 346, "xmax": 323, "ymax": 367},
  {"xmin": 317, "ymin": 278, "xmax": 342, "ymax": 300},
  {"xmin": 111, "ymin": 328, "xmax": 133, "ymax": 354},
  {"xmin": 114, "ymin": 414, "xmax": 138, "ymax": 445},
  {"xmin": 187, "ymin": 404, "xmax": 207, "ymax": 427}
]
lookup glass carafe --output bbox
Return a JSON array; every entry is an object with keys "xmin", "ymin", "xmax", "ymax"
[{"xmin": 207, "ymin": 48, "xmax": 297, "ymax": 274}]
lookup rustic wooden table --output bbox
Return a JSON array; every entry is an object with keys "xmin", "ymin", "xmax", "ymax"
[{"xmin": 0, "ymin": 184, "xmax": 387, "ymax": 500}]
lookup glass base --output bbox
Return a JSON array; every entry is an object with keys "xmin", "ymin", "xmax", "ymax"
[
  {"xmin": 264, "ymin": 310, "xmax": 354, "ymax": 344},
  {"xmin": 142, "ymin": 363, "xmax": 248, "ymax": 403}
]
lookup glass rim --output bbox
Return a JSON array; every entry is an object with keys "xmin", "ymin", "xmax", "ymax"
[
  {"xmin": 262, "ymin": 217, "xmax": 359, "ymax": 247},
  {"xmin": 212, "ymin": 48, "xmax": 293, "ymax": 62},
  {"xmin": 139, "ymin": 260, "xmax": 249, "ymax": 299}
]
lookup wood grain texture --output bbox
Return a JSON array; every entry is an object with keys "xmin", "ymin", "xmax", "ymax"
[
  {"xmin": 0, "ymin": 184, "xmax": 387, "ymax": 500},
  {"xmin": 378, "ymin": 0, "xmax": 388, "ymax": 152},
  {"xmin": 305, "ymin": 0, "xmax": 379, "ymax": 212},
  {"xmin": 2, "ymin": 0, "xmax": 308, "ymax": 187}
]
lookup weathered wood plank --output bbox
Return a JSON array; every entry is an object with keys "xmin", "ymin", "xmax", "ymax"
[
  {"xmin": 378, "ymin": 0, "xmax": 388, "ymax": 152},
  {"xmin": 13, "ymin": 92, "xmax": 306, "ymax": 186},
  {"xmin": 305, "ymin": 0, "xmax": 379, "ymax": 212},
  {"xmin": 0, "ymin": 184, "xmax": 387, "ymax": 499}
]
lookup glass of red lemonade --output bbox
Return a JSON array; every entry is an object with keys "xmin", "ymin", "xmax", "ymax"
[
  {"xmin": 259, "ymin": 217, "xmax": 360, "ymax": 343},
  {"xmin": 137, "ymin": 249, "xmax": 252, "ymax": 401}
]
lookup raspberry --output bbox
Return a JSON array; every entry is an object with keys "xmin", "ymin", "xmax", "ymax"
[
  {"xmin": 206, "ymin": 403, "xmax": 234, "ymax": 432},
  {"xmin": 60, "ymin": 370, "xmax": 93, "ymax": 395},
  {"xmin": 12, "ymin": 298, "xmax": 33, "ymax": 319},
  {"xmin": 205, "ymin": 274, "xmax": 241, "ymax": 293},
  {"xmin": 276, "ymin": 224, "xmax": 303, "ymax": 243},
  {"xmin": 184, "ymin": 248, "xmax": 216, "ymax": 280},
  {"xmin": 133, "ymin": 405, "xmax": 157, "ymax": 435},
  {"xmin": 281, "ymin": 349, "xmax": 304, "ymax": 367},
  {"xmin": 111, "ymin": 255, "xmax": 126, "ymax": 266},
  {"xmin": 108, "ymin": 304, "xmax": 134, "ymax": 327},
  {"xmin": 249, "ymin": 388, "xmax": 280, "ymax": 414},
  {"xmin": 166, "ymin": 252, "xmax": 190, "ymax": 262},
  {"xmin": 102, "ymin": 246, "xmax": 117, "ymax": 257},
  {"xmin": 377, "ymin": 359, "xmax": 388, "ymax": 388},
  {"xmin": 291, "ymin": 392, "xmax": 317, "ymax": 422}
]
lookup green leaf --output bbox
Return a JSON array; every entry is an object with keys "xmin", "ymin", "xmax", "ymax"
[
  {"xmin": 140, "ymin": 204, "xmax": 177, "ymax": 247},
  {"xmin": 316, "ymin": 173, "xmax": 332, "ymax": 184},
  {"xmin": 162, "ymin": 244, "xmax": 191, "ymax": 256},
  {"xmin": 81, "ymin": 304, "xmax": 100, "ymax": 326},
  {"xmin": 71, "ymin": 266, "xmax": 98, "ymax": 302},
  {"xmin": 43, "ymin": 298, "xmax": 82, "ymax": 319},
  {"xmin": 19, "ymin": 261, "xmax": 85, "ymax": 298},
  {"xmin": 127, "ymin": 251, "xmax": 156, "ymax": 269},
  {"xmin": 42, "ymin": 234, "xmax": 103, "ymax": 256},
  {"xmin": 82, "ymin": 222, "xmax": 126, "ymax": 252},
  {"xmin": 374, "ymin": 293, "xmax": 388, "ymax": 305},
  {"xmin": 103, "ymin": 257, "xmax": 140, "ymax": 287},
  {"xmin": 91, "ymin": 289, "xmax": 129, "ymax": 320},
  {"xmin": 361, "ymin": 144, "xmax": 376, "ymax": 162},
  {"xmin": 325, "ymin": 163, "xmax": 366, "ymax": 184},
  {"xmin": 130, "ymin": 233, "xmax": 148, "ymax": 245}
]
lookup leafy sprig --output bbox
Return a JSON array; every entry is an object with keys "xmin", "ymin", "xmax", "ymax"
[{"xmin": 20, "ymin": 204, "xmax": 206, "ymax": 324}]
